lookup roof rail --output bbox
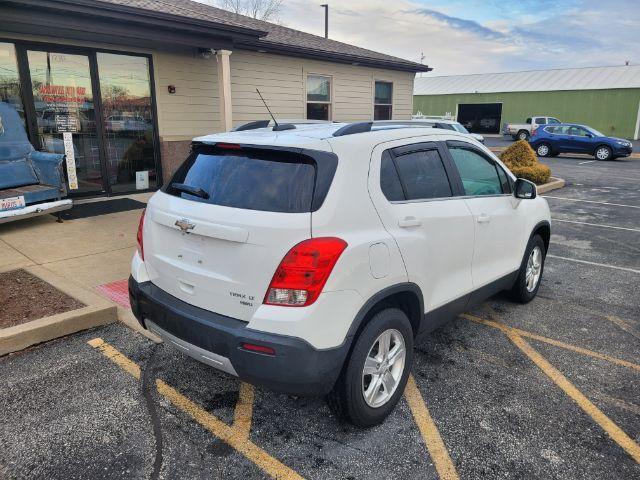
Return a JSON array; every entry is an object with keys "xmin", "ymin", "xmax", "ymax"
[
  {"xmin": 234, "ymin": 119, "xmax": 333, "ymax": 132},
  {"xmin": 233, "ymin": 120, "xmax": 271, "ymax": 131},
  {"xmin": 332, "ymin": 120, "xmax": 436, "ymax": 137}
]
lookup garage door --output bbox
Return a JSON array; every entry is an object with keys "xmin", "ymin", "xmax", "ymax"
[{"xmin": 457, "ymin": 103, "xmax": 502, "ymax": 134}]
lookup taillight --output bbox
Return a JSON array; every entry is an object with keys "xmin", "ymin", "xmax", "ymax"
[
  {"xmin": 264, "ymin": 237, "xmax": 347, "ymax": 307},
  {"xmin": 531, "ymin": 126, "xmax": 538, "ymax": 136},
  {"xmin": 137, "ymin": 208, "xmax": 146, "ymax": 261}
]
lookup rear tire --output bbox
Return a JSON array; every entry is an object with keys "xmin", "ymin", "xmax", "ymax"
[
  {"xmin": 517, "ymin": 130, "xmax": 530, "ymax": 141},
  {"xmin": 536, "ymin": 143, "xmax": 551, "ymax": 157},
  {"xmin": 327, "ymin": 308, "xmax": 414, "ymax": 427},
  {"xmin": 509, "ymin": 234, "xmax": 546, "ymax": 303}
]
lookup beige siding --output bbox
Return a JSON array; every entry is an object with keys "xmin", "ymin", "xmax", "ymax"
[
  {"xmin": 152, "ymin": 47, "xmax": 221, "ymax": 141},
  {"xmin": 230, "ymin": 50, "xmax": 415, "ymax": 127}
]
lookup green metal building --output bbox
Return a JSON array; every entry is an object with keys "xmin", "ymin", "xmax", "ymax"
[{"xmin": 413, "ymin": 65, "xmax": 640, "ymax": 139}]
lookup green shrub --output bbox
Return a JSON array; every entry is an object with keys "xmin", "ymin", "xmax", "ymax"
[{"xmin": 500, "ymin": 140, "xmax": 552, "ymax": 185}]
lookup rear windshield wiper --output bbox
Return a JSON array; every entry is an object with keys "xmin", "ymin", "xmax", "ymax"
[{"xmin": 171, "ymin": 182, "xmax": 210, "ymax": 200}]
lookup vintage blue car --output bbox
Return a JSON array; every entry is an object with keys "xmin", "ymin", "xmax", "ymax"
[
  {"xmin": 529, "ymin": 123, "xmax": 634, "ymax": 160},
  {"xmin": 0, "ymin": 103, "xmax": 72, "ymax": 223}
]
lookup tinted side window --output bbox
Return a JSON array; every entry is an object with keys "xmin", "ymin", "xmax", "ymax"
[
  {"xmin": 548, "ymin": 117, "xmax": 560, "ymax": 124},
  {"xmin": 380, "ymin": 153, "xmax": 405, "ymax": 201},
  {"xmin": 535, "ymin": 117, "xmax": 547, "ymax": 124},
  {"xmin": 448, "ymin": 147, "xmax": 503, "ymax": 196},
  {"xmin": 393, "ymin": 149, "xmax": 452, "ymax": 200},
  {"xmin": 496, "ymin": 164, "xmax": 511, "ymax": 193}
]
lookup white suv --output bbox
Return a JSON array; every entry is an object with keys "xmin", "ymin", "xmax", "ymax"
[{"xmin": 129, "ymin": 121, "xmax": 551, "ymax": 426}]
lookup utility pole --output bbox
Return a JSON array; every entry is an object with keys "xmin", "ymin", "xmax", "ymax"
[{"xmin": 321, "ymin": 4, "xmax": 328, "ymax": 38}]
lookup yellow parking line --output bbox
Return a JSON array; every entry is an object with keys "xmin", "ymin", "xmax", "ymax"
[
  {"xmin": 88, "ymin": 338, "xmax": 304, "ymax": 480},
  {"xmin": 233, "ymin": 382, "xmax": 255, "ymax": 440},
  {"xmin": 462, "ymin": 314, "xmax": 640, "ymax": 372},
  {"xmin": 405, "ymin": 375, "xmax": 460, "ymax": 480},
  {"xmin": 87, "ymin": 338, "xmax": 141, "ymax": 379},
  {"xmin": 504, "ymin": 329, "xmax": 640, "ymax": 464},
  {"xmin": 157, "ymin": 379, "xmax": 303, "ymax": 479}
]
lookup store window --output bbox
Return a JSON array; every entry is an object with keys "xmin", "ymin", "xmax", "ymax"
[
  {"xmin": 374, "ymin": 81, "xmax": 393, "ymax": 120},
  {"xmin": 0, "ymin": 42, "xmax": 25, "ymax": 127},
  {"xmin": 28, "ymin": 50, "xmax": 101, "ymax": 194},
  {"xmin": 306, "ymin": 74, "xmax": 331, "ymax": 120},
  {"xmin": 97, "ymin": 53, "xmax": 157, "ymax": 193}
]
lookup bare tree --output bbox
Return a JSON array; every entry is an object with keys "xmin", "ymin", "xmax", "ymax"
[{"xmin": 214, "ymin": 0, "xmax": 283, "ymax": 22}]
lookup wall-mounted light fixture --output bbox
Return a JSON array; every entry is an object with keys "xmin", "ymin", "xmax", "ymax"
[{"xmin": 168, "ymin": 85, "xmax": 176, "ymax": 94}]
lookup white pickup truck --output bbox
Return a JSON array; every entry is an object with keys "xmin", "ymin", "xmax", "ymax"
[{"xmin": 503, "ymin": 116, "xmax": 561, "ymax": 141}]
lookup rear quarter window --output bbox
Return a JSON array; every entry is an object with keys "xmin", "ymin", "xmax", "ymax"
[{"xmin": 165, "ymin": 146, "xmax": 324, "ymax": 213}]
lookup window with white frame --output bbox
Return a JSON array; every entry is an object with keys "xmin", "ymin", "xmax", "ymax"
[
  {"xmin": 374, "ymin": 81, "xmax": 393, "ymax": 120},
  {"xmin": 306, "ymin": 74, "xmax": 331, "ymax": 120}
]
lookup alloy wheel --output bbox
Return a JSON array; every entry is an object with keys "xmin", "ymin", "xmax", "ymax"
[
  {"xmin": 525, "ymin": 246, "xmax": 543, "ymax": 292},
  {"xmin": 362, "ymin": 329, "xmax": 406, "ymax": 408},
  {"xmin": 596, "ymin": 147, "xmax": 611, "ymax": 160},
  {"xmin": 537, "ymin": 144, "xmax": 549, "ymax": 156}
]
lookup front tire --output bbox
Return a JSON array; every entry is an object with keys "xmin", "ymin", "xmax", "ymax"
[
  {"xmin": 509, "ymin": 234, "xmax": 546, "ymax": 303},
  {"xmin": 327, "ymin": 308, "xmax": 414, "ymax": 427},
  {"xmin": 594, "ymin": 145, "xmax": 612, "ymax": 161}
]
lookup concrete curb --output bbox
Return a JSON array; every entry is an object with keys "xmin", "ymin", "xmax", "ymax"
[
  {"xmin": 0, "ymin": 266, "xmax": 117, "ymax": 356},
  {"xmin": 537, "ymin": 176, "xmax": 566, "ymax": 194}
]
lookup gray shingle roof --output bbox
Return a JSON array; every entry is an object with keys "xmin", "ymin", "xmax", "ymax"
[{"xmin": 93, "ymin": 0, "xmax": 429, "ymax": 72}]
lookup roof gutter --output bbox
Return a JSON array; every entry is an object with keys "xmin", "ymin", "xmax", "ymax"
[{"xmin": 8, "ymin": 0, "xmax": 268, "ymax": 39}]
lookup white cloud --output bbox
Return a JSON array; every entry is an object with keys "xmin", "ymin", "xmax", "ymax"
[{"xmin": 277, "ymin": 0, "xmax": 640, "ymax": 75}]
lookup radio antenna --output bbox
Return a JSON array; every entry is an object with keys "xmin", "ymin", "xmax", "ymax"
[{"xmin": 256, "ymin": 89, "xmax": 278, "ymax": 128}]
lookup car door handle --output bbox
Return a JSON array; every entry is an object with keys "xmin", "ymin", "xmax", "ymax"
[
  {"xmin": 477, "ymin": 214, "xmax": 491, "ymax": 224},
  {"xmin": 398, "ymin": 216, "xmax": 422, "ymax": 228}
]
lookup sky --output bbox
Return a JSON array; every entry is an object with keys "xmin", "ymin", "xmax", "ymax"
[{"xmin": 209, "ymin": 0, "xmax": 640, "ymax": 76}]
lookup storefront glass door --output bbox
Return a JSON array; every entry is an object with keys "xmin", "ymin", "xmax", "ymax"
[
  {"xmin": 97, "ymin": 53, "xmax": 157, "ymax": 193},
  {"xmin": 27, "ymin": 50, "xmax": 104, "ymax": 195}
]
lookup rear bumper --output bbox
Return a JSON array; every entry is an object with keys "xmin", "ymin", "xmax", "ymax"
[
  {"xmin": 129, "ymin": 276, "xmax": 349, "ymax": 396},
  {"xmin": 0, "ymin": 199, "xmax": 72, "ymax": 224}
]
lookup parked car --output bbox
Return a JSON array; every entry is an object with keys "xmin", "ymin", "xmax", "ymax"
[
  {"xmin": 411, "ymin": 115, "xmax": 485, "ymax": 143},
  {"xmin": 105, "ymin": 114, "xmax": 149, "ymax": 133},
  {"xmin": 0, "ymin": 102, "xmax": 72, "ymax": 223},
  {"xmin": 503, "ymin": 116, "xmax": 561, "ymax": 141},
  {"xmin": 129, "ymin": 120, "xmax": 551, "ymax": 426},
  {"xmin": 433, "ymin": 119, "xmax": 485, "ymax": 143},
  {"xmin": 529, "ymin": 123, "xmax": 633, "ymax": 160}
]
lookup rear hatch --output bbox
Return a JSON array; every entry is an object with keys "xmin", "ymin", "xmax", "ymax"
[{"xmin": 143, "ymin": 142, "xmax": 336, "ymax": 321}]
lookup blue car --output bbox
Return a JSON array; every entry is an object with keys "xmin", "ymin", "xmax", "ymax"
[{"xmin": 529, "ymin": 123, "xmax": 633, "ymax": 161}]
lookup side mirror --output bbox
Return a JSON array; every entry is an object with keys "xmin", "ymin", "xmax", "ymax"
[
  {"xmin": 585, "ymin": 133, "xmax": 593, "ymax": 138},
  {"xmin": 514, "ymin": 178, "xmax": 537, "ymax": 199}
]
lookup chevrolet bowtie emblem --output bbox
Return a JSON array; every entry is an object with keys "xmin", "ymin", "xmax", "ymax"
[{"xmin": 175, "ymin": 219, "xmax": 195, "ymax": 232}]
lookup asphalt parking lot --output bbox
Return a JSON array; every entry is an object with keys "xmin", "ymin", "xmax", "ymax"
[{"xmin": 1, "ymin": 155, "xmax": 639, "ymax": 479}]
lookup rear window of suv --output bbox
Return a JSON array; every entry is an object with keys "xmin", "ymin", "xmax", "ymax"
[{"xmin": 165, "ymin": 145, "xmax": 325, "ymax": 213}]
